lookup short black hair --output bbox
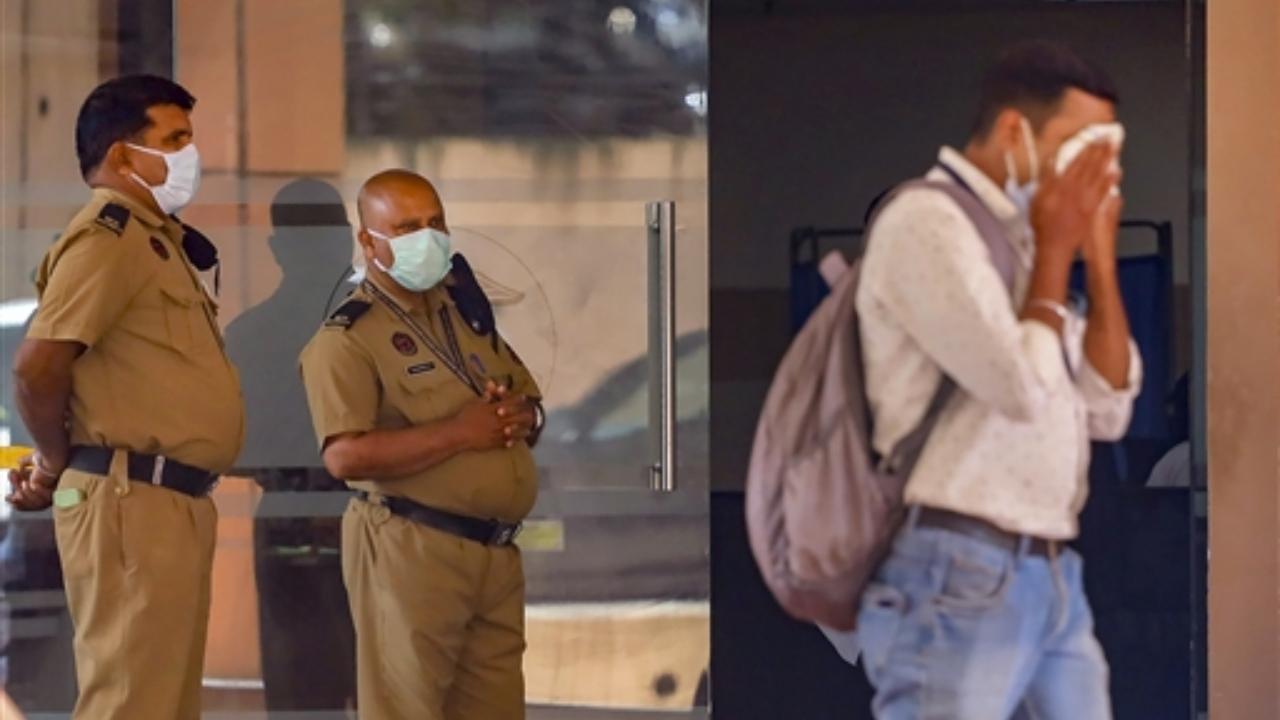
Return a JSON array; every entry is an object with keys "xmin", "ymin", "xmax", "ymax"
[
  {"xmin": 74, "ymin": 75, "xmax": 196, "ymax": 180},
  {"xmin": 970, "ymin": 41, "xmax": 1118, "ymax": 139}
]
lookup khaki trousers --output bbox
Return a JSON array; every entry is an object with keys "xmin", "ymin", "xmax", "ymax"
[
  {"xmin": 343, "ymin": 498, "xmax": 525, "ymax": 719},
  {"xmin": 52, "ymin": 451, "xmax": 216, "ymax": 720}
]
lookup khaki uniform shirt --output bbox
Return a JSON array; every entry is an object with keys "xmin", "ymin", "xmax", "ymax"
[
  {"xmin": 300, "ymin": 277, "xmax": 541, "ymax": 523},
  {"xmin": 26, "ymin": 187, "xmax": 245, "ymax": 473}
]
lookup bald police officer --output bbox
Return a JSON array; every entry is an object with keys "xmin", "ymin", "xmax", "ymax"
[
  {"xmin": 300, "ymin": 169, "xmax": 542, "ymax": 719},
  {"xmin": 6, "ymin": 76, "xmax": 243, "ymax": 719}
]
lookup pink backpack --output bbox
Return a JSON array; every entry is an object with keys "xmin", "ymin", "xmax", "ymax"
[{"xmin": 745, "ymin": 178, "xmax": 1016, "ymax": 631}]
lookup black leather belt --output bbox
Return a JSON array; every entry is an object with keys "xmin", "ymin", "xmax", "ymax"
[
  {"xmin": 915, "ymin": 506, "xmax": 1061, "ymax": 558},
  {"xmin": 68, "ymin": 446, "xmax": 219, "ymax": 498},
  {"xmin": 357, "ymin": 492, "xmax": 521, "ymax": 547}
]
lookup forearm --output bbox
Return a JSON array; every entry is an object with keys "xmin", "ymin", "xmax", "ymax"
[
  {"xmin": 1020, "ymin": 246, "xmax": 1075, "ymax": 335},
  {"xmin": 324, "ymin": 417, "xmax": 473, "ymax": 481},
  {"xmin": 14, "ymin": 374, "xmax": 71, "ymax": 471},
  {"xmin": 1083, "ymin": 260, "xmax": 1132, "ymax": 389}
]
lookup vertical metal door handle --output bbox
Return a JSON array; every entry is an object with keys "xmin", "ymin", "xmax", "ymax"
[{"xmin": 646, "ymin": 201, "xmax": 677, "ymax": 493}]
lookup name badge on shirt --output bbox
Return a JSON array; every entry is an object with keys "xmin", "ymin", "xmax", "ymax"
[{"xmin": 407, "ymin": 362, "xmax": 436, "ymax": 376}]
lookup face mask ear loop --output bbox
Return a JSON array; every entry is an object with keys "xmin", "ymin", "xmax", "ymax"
[
  {"xmin": 1019, "ymin": 116, "xmax": 1039, "ymax": 182},
  {"xmin": 1004, "ymin": 150, "xmax": 1019, "ymax": 188}
]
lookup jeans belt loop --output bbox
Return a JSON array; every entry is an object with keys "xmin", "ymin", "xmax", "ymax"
[{"xmin": 905, "ymin": 504, "xmax": 923, "ymax": 530}]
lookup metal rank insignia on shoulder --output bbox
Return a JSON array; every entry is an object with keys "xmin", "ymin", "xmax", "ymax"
[
  {"xmin": 325, "ymin": 299, "xmax": 372, "ymax": 329},
  {"xmin": 94, "ymin": 203, "xmax": 131, "ymax": 236}
]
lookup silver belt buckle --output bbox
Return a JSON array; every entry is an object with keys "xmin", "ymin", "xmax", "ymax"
[{"xmin": 151, "ymin": 455, "xmax": 167, "ymax": 486}]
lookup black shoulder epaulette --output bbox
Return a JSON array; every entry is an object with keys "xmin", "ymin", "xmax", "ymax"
[
  {"xmin": 325, "ymin": 299, "xmax": 372, "ymax": 329},
  {"xmin": 93, "ymin": 203, "xmax": 131, "ymax": 236},
  {"xmin": 446, "ymin": 253, "xmax": 496, "ymax": 337}
]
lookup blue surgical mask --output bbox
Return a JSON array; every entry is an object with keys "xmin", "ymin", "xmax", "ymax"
[
  {"xmin": 1003, "ymin": 115, "xmax": 1040, "ymax": 218},
  {"xmin": 368, "ymin": 227, "xmax": 453, "ymax": 292}
]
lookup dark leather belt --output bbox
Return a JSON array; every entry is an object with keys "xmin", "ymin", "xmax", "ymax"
[
  {"xmin": 915, "ymin": 506, "xmax": 1061, "ymax": 558},
  {"xmin": 357, "ymin": 492, "xmax": 521, "ymax": 547},
  {"xmin": 68, "ymin": 446, "xmax": 219, "ymax": 498}
]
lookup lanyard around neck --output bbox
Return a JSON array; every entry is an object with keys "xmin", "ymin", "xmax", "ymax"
[{"xmin": 363, "ymin": 281, "xmax": 483, "ymax": 396}]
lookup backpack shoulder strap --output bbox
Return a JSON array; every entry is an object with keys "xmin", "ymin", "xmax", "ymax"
[
  {"xmin": 867, "ymin": 171, "xmax": 1020, "ymax": 475},
  {"xmin": 879, "ymin": 177, "xmax": 1018, "ymax": 293}
]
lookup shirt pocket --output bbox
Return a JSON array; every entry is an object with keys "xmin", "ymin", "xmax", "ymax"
[
  {"xmin": 395, "ymin": 364, "xmax": 471, "ymax": 425},
  {"xmin": 159, "ymin": 284, "xmax": 201, "ymax": 354}
]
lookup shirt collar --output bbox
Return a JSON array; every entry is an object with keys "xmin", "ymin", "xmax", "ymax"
[
  {"xmin": 90, "ymin": 186, "xmax": 184, "ymax": 239},
  {"xmin": 932, "ymin": 147, "xmax": 1033, "ymax": 256},
  {"xmin": 366, "ymin": 273, "xmax": 433, "ymax": 315}
]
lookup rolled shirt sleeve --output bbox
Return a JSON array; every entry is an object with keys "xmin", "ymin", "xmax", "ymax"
[{"xmin": 1079, "ymin": 338, "xmax": 1143, "ymax": 441}]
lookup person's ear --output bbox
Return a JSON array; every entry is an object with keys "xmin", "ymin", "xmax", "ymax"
[
  {"xmin": 356, "ymin": 229, "xmax": 376, "ymax": 260},
  {"xmin": 103, "ymin": 142, "xmax": 130, "ymax": 176},
  {"xmin": 993, "ymin": 109, "xmax": 1024, "ymax": 154}
]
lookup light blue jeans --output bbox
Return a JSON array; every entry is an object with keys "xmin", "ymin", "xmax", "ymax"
[{"xmin": 857, "ymin": 514, "xmax": 1112, "ymax": 720}]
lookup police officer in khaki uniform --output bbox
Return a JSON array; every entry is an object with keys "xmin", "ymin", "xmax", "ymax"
[
  {"xmin": 5, "ymin": 75, "xmax": 243, "ymax": 719},
  {"xmin": 300, "ymin": 169, "xmax": 542, "ymax": 719}
]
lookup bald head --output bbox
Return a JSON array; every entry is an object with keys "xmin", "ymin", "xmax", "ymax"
[
  {"xmin": 356, "ymin": 169, "xmax": 444, "ymax": 232},
  {"xmin": 355, "ymin": 169, "xmax": 451, "ymax": 292}
]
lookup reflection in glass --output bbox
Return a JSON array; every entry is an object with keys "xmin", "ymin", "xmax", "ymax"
[{"xmin": 223, "ymin": 179, "xmax": 357, "ymax": 715}]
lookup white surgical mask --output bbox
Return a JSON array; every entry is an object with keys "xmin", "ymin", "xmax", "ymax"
[
  {"xmin": 369, "ymin": 227, "xmax": 453, "ymax": 292},
  {"xmin": 127, "ymin": 142, "xmax": 201, "ymax": 215},
  {"xmin": 1003, "ymin": 116, "xmax": 1040, "ymax": 217}
]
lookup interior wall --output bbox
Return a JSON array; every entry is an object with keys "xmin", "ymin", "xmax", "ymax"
[
  {"xmin": 1, "ymin": 0, "xmax": 24, "ymax": 306},
  {"xmin": 244, "ymin": 0, "xmax": 345, "ymax": 174},
  {"xmin": 174, "ymin": 0, "xmax": 345, "ymax": 175},
  {"xmin": 173, "ymin": 0, "xmax": 239, "ymax": 172},
  {"xmin": 1205, "ymin": 0, "xmax": 1280, "ymax": 715},
  {"xmin": 0, "ymin": 0, "xmax": 103, "ymax": 305},
  {"xmin": 710, "ymin": 1, "xmax": 1191, "ymax": 490}
]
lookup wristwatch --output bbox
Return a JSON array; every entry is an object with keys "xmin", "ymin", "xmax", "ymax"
[{"xmin": 532, "ymin": 401, "xmax": 546, "ymax": 433}]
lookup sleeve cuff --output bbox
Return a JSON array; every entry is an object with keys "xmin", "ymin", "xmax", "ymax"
[
  {"xmin": 315, "ymin": 418, "xmax": 377, "ymax": 451},
  {"xmin": 24, "ymin": 319, "xmax": 96, "ymax": 347},
  {"xmin": 1079, "ymin": 339, "xmax": 1143, "ymax": 441},
  {"xmin": 1081, "ymin": 338, "xmax": 1143, "ymax": 400}
]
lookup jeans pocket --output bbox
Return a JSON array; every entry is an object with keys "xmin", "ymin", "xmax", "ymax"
[
  {"xmin": 857, "ymin": 582, "xmax": 907, "ymax": 675},
  {"xmin": 933, "ymin": 545, "xmax": 1013, "ymax": 612}
]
